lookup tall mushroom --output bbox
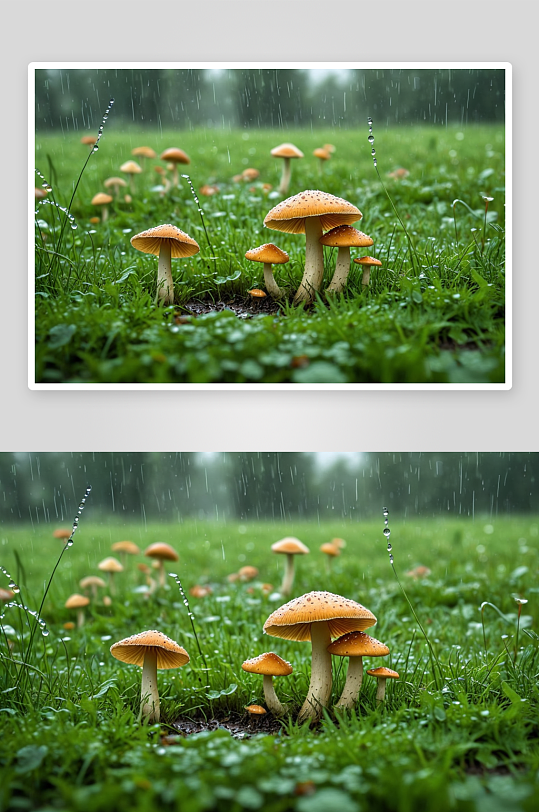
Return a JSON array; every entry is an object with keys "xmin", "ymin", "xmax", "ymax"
[
  {"xmin": 144, "ymin": 542, "xmax": 179, "ymax": 588},
  {"xmin": 91, "ymin": 192, "xmax": 113, "ymax": 223},
  {"xmin": 320, "ymin": 226, "xmax": 374, "ymax": 294},
  {"xmin": 270, "ymin": 143, "xmax": 304, "ymax": 195},
  {"xmin": 263, "ymin": 191, "xmax": 362, "ymax": 304},
  {"xmin": 263, "ymin": 591, "xmax": 376, "ymax": 723},
  {"xmin": 110, "ymin": 630, "xmax": 189, "ymax": 723},
  {"xmin": 120, "ymin": 160, "xmax": 142, "ymax": 193},
  {"xmin": 131, "ymin": 224, "xmax": 200, "ymax": 306},
  {"xmin": 245, "ymin": 244, "xmax": 289, "ymax": 300},
  {"xmin": 327, "ymin": 631, "xmax": 389, "ymax": 709},
  {"xmin": 65, "ymin": 593, "xmax": 90, "ymax": 628},
  {"xmin": 160, "ymin": 148, "xmax": 190, "ymax": 187},
  {"xmin": 104, "ymin": 177, "xmax": 127, "ymax": 200},
  {"xmin": 79, "ymin": 575, "xmax": 106, "ymax": 601},
  {"xmin": 271, "ymin": 537, "xmax": 310, "ymax": 597},
  {"xmin": 111, "ymin": 540, "xmax": 141, "ymax": 566},
  {"xmin": 242, "ymin": 652, "xmax": 293, "ymax": 716},
  {"xmin": 98, "ymin": 556, "xmax": 124, "ymax": 595}
]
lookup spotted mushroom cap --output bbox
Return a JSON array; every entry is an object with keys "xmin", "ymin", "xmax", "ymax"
[
  {"xmin": 264, "ymin": 190, "xmax": 362, "ymax": 235},
  {"xmin": 320, "ymin": 225, "xmax": 374, "ymax": 248},
  {"xmin": 131, "ymin": 224, "xmax": 200, "ymax": 259},
  {"xmin": 110, "ymin": 630, "xmax": 189, "ymax": 669},
  {"xmin": 327, "ymin": 631, "xmax": 389, "ymax": 658},
  {"xmin": 245, "ymin": 244, "xmax": 289, "ymax": 265},
  {"xmin": 353, "ymin": 256, "xmax": 382, "ymax": 268},
  {"xmin": 263, "ymin": 591, "xmax": 376, "ymax": 642},
  {"xmin": 271, "ymin": 537, "xmax": 310, "ymax": 555},
  {"xmin": 242, "ymin": 652, "xmax": 293, "ymax": 677},
  {"xmin": 144, "ymin": 542, "xmax": 179, "ymax": 562},
  {"xmin": 366, "ymin": 666, "xmax": 399, "ymax": 679}
]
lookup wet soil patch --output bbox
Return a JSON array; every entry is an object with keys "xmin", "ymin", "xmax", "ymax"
[
  {"xmin": 180, "ymin": 295, "xmax": 282, "ymax": 320},
  {"xmin": 167, "ymin": 712, "xmax": 283, "ymax": 740}
]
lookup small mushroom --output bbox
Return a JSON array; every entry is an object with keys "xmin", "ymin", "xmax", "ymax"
[
  {"xmin": 327, "ymin": 631, "xmax": 389, "ymax": 709},
  {"xmin": 242, "ymin": 652, "xmax": 293, "ymax": 716},
  {"xmin": 313, "ymin": 148, "xmax": 331, "ymax": 175},
  {"xmin": 245, "ymin": 704, "xmax": 267, "ymax": 718},
  {"xmin": 160, "ymin": 148, "xmax": 190, "ymax": 187},
  {"xmin": 104, "ymin": 177, "xmax": 127, "ymax": 199},
  {"xmin": 120, "ymin": 160, "xmax": 142, "ymax": 193},
  {"xmin": 238, "ymin": 565, "xmax": 259, "ymax": 582},
  {"xmin": 320, "ymin": 226, "xmax": 374, "ymax": 294},
  {"xmin": 91, "ymin": 192, "xmax": 113, "ymax": 223},
  {"xmin": 111, "ymin": 540, "xmax": 141, "ymax": 566},
  {"xmin": 366, "ymin": 666, "xmax": 399, "ymax": 703},
  {"xmin": 98, "ymin": 556, "xmax": 124, "ymax": 595},
  {"xmin": 271, "ymin": 537, "xmax": 310, "ymax": 597},
  {"xmin": 53, "ymin": 528, "xmax": 71, "ymax": 543},
  {"xmin": 110, "ymin": 630, "xmax": 189, "ymax": 723},
  {"xmin": 248, "ymin": 289, "xmax": 267, "ymax": 307},
  {"xmin": 131, "ymin": 224, "xmax": 200, "ymax": 306},
  {"xmin": 270, "ymin": 143, "xmax": 304, "ymax": 195},
  {"xmin": 354, "ymin": 256, "xmax": 382, "ymax": 287},
  {"xmin": 245, "ymin": 244, "xmax": 289, "ymax": 299},
  {"xmin": 144, "ymin": 542, "xmax": 179, "ymax": 588},
  {"xmin": 65, "ymin": 593, "xmax": 90, "ymax": 628},
  {"xmin": 80, "ymin": 135, "xmax": 95, "ymax": 149},
  {"xmin": 320, "ymin": 542, "xmax": 340, "ymax": 571},
  {"xmin": 131, "ymin": 146, "xmax": 157, "ymax": 169},
  {"xmin": 79, "ymin": 575, "xmax": 106, "ymax": 601}
]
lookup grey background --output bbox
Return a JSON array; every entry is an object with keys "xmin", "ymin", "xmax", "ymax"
[{"xmin": 5, "ymin": 1, "xmax": 533, "ymax": 452}]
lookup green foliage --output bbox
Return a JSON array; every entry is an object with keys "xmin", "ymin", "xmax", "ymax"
[{"xmin": 34, "ymin": 125, "xmax": 505, "ymax": 383}]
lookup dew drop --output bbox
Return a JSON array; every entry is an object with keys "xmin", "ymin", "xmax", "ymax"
[
  {"xmin": 383, "ymin": 528, "xmax": 391, "ymax": 539},
  {"xmin": 368, "ymin": 135, "xmax": 374, "ymax": 145}
]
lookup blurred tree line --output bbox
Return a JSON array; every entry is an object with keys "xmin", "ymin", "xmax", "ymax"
[
  {"xmin": 35, "ymin": 67, "xmax": 505, "ymax": 134},
  {"xmin": 0, "ymin": 453, "xmax": 535, "ymax": 526}
]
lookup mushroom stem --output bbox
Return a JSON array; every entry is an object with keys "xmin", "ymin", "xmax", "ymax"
[
  {"xmin": 326, "ymin": 247, "xmax": 351, "ymax": 294},
  {"xmin": 141, "ymin": 648, "xmax": 160, "ymax": 722},
  {"xmin": 375, "ymin": 676, "xmax": 387, "ymax": 703},
  {"xmin": 101, "ymin": 206, "xmax": 109, "ymax": 223},
  {"xmin": 108, "ymin": 573, "xmax": 116, "ymax": 596},
  {"xmin": 155, "ymin": 562, "xmax": 166, "ymax": 589},
  {"xmin": 280, "ymin": 554, "xmax": 296, "ymax": 597},
  {"xmin": 362, "ymin": 266, "xmax": 372, "ymax": 287},
  {"xmin": 293, "ymin": 217, "xmax": 325, "ymax": 304},
  {"xmin": 76, "ymin": 609, "xmax": 85, "ymax": 629},
  {"xmin": 297, "ymin": 620, "xmax": 332, "ymax": 723},
  {"xmin": 335, "ymin": 657, "xmax": 363, "ymax": 708},
  {"xmin": 278, "ymin": 157, "xmax": 291, "ymax": 195},
  {"xmin": 157, "ymin": 241, "xmax": 174, "ymax": 305},
  {"xmin": 263, "ymin": 263, "xmax": 284, "ymax": 299},
  {"xmin": 263, "ymin": 674, "xmax": 286, "ymax": 716}
]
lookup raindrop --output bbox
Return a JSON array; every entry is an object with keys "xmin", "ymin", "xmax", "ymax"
[
  {"xmin": 368, "ymin": 135, "xmax": 374, "ymax": 145},
  {"xmin": 383, "ymin": 528, "xmax": 391, "ymax": 539}
]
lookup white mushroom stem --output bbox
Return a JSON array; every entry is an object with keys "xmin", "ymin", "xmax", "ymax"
[
  {"xmin": 101, "ymin": 206, "xmax": 109, "ymax": 223},
  {"xmin": 335, "ymin": 657, "xmax": 363, "ymax": 708},
  {"xmin": 362, "ymin": 265, "xmax": 373, "ymax": 287},
  {"xmin": 141, "ymin": 648, "xmax": 160, "ymax": 722},
  {"xmin": 157, "ymin": 242, "xmax": 174, "ymax": 305},
  {"xmin": 107, "ymin": 573, "xmax": 116, "ymax": 596},
  {"xmin": 154, "ymin": 561, "xmax": 167, "ymax": 588},
  {"xmin": 263, "ymin": 674, "xmax": 286, "ymax": 716},
  {"xmin": 76, "ymin": 609, "xmax": 85, "ymax": 629},
  {"xmin": 375, "ymin": 676, "xmax": 388, "ymax": 703},
  {"xmin": 293, "ymin": 217, "xmax": 325, "ymax": 304},
  {"xmin": 280, "ymin": 554, "xmax": 296, "ymax": 597},
  {"xmin": 263, "ymin": 263, "xmax": 284, "ymax": 299},
  {"xmin": 297, "ymin": 620, "xmax": 333, "ymax": 723},
  {"xmin": 326, "ymin": 247, "xmax": 351, "ymax": 294},
  {"xmin": 278, "ymin": 157, "xmax": 292, "ymax": 195}
]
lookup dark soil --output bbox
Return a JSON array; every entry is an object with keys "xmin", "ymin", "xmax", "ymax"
[
  {"xmin": 179, "ymin": 295, "xmax": 282, "ymax": 320},
  {"xmin": 166, "ymin": 711, "xmax": 283, "ymax": 741}
]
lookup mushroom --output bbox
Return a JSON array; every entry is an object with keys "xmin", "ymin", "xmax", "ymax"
[
  {"xmin": 111, "ymin": 540, "xmax": 141, "ymax": 566},
  {"xmin": 366, "ymin": 666, "xmax": 399, "ymax": 703},
  {"xmin": 104, "ymin": 177, "xmax": 127, "ymax": 199},
  {"xmin": 242, "ymin": 652, "xmax": 293, "ymax": 716},
  {"xmin": 91, "ymin": 192, "xmax": 113, "ymax": 223},
  {"xmin": 131, "ymin": 146, "xmax": 157, "ymax": 169},
  {"xmin": 354, "ymin": 256, "xmax": 382, "ymax": 287},
  {"xmin": 53, "ymin": 528, "xmax": 71, "ymax": 543},
  {"xmin": 242, "ymin": 168, "xmax": 260, "ymax": 182},
  {"xmin": 97, "ymin": 556, "xmax": 124, "ymax": 595},
  {"xmin": 245, "ymin": 704, "xmax": 267, "ymax": 719},
  {"xmin": 248, "ymin": 289, "xmax": 267, "ymax": 307},
  {"xmin": 65, "ymin": 593, "xmax": 90, "ymax": 628},
  {"xmin": 238, "ymin": 565, "xmax": 259, "ymax": 582},
  {"xmin": 270, "ymin": 143, "xmax": 304, "ymax": 195},
  {"xmin": 263, "ymin": 591, "xmax": 376, "ymax": 723},
  {"xmin": 245, "ymin": 244, "xmax": 289, "ymax": 300},
  {"xmin": 143, "ymin": 542, "xmax": 179, "ymax": 588},
  {"xmin": 160, "ymin": 148, "xmax": 190, "ymax": 187},
  {"xmin": 313, "ymin": 148, "xmax": 331, "ymax": 175},
  {"xmin": 331, "ymin": 538, "xmax": 346, "ymax": 549},
  {"xmin": 189, "ymin": 584, "xmax": 213, "ymax": 598},
  {"xmin": 264, "ymin": 190, "xmax": 362, "ymax": 304},
  {"xmin": 110, "ymin": 630, "xmax": 189, "ymax": 723},
  {"xmin": 80, "ymin": 135, "xmax": 95, "ymax": 149},
  {"xmin": 320, "ymin": 226, "xmax": 374, "ymax": 294},
  {"xmin": 79, "ymin": 575, "xmax": 106, "ymax": 601},
  {"xmin": 120, "ymin": 160, "xmax": 142, "ymax": 193},
  {"xmin": 131, "ymin": 224, "xmax": 200, "ymax": 306},
  {"xmin": 327, "ymin": 631, "xmax": 389, "ymax": 709},
  {"xmin": 320, "ymin": 542, "xmax": 340, "ymax": 570},
  {"xmin": 271, "ymin": 537, "xmax": 310, "ymax": 597}
]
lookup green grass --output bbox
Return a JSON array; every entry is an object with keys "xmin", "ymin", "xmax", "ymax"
[
  {"xmin": 34, "ymin": 125, "xmax": 506, "ymax": 383},
  {"xmin": 1, "ymin": 515, "xmax": 537, "ymax": 811}
]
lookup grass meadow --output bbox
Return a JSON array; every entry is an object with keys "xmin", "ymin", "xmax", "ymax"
[
  {"xmin": 1, "ymin": 513, "xmax": 537, "ymax": 811},
  {"xmin": 34, "ymin": 124, "xmax": 506, "ymax": 384}
]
